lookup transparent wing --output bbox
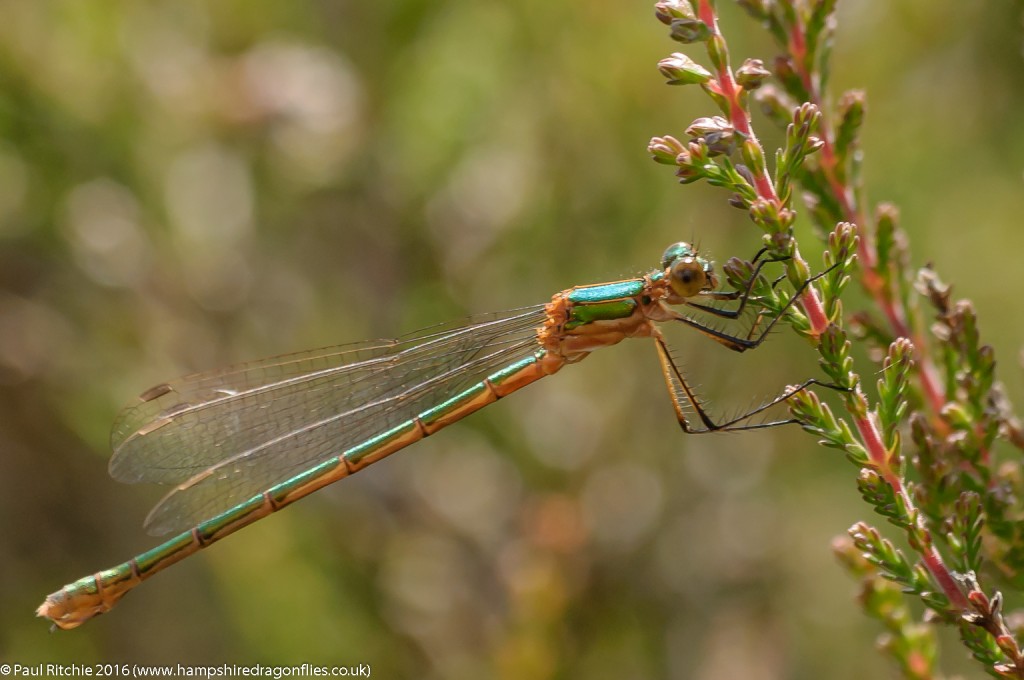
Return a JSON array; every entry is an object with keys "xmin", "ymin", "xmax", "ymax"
[{"xmin": 108, "ymin": 305, "xmax": 548, "ymax": 536}]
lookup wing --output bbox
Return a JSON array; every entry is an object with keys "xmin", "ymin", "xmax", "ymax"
[{"xmin": 107, "ymin": 306, "xmax": 548, "ymax": 535}]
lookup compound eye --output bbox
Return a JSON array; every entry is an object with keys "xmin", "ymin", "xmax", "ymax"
[
  {"xmin": 661, "ymin": 241, "xmax": 694, "ymax": 270},
  {"xmin": 669, "ymin": 258, "xmax": 707, "ymax": 298}
]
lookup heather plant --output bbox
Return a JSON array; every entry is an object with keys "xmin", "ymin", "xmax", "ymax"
[{"xmin": 648, "ymin": 1, "xmax": 1024, "ymax": 677}]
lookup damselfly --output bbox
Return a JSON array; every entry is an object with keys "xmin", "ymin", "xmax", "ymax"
[{"xmin": 38, "ymin": 241, "xmax": 829, "ymax": 630}]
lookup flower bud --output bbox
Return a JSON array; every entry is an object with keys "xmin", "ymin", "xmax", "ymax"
[
  {"xmin": 735, "ymin": 58, "xmax": 771, "ymax": 90},
  {"xmin": 675, "ymin": 165, "xmax": 700, "ymax": 184},
  {"xmin": 653, "ymin": 0, "xmax": 695, "ymax": 25},
  {"xmin": 647, "ymin": 135, "xmax": 686, "ymax": 164},
  {"xmin": 685, "ymin": 116, "xmax": 735, "ymax": 155},
  {"xmin": 669, "ymin": 17, "xmax": 711, "ymax": 43},
  {"xmin": 836, "ymin": 90, "xmax": 866, "ymax": 150},
  {"xmin": 657, "ymin": 53, "xmax": 712, "ymax": 85}
]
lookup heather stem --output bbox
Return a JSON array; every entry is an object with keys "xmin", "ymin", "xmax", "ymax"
[
  {"xmin": 696, "ymin": 1, "xmax": 773, "ymax": 200},
  {"xmin": 852, "ymin": 411, "xmax": 970, "ymax": 611},
  {"xmin": 697, "ymin": 0, "xmax": 829, "ymax": 336},
  {"xmin": 783, "ymin": 20, "xmax": 946, "ymax": 417},
  {"xmin": 657, "ymin": 3, "xmax": 1024, "ymax": 675}
]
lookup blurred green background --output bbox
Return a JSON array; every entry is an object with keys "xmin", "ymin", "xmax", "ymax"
[{"xmin": 2, "ymin": 1, "xmax": 1023, "ymax": 678}]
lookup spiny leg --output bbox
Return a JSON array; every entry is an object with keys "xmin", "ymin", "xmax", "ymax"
[
  {"xmin": 684, "ymin": 245, "xmax": 794, "ymax": 320},
  {"xmin": 685, "ymin": 255, "xmax": 777, "ymax": 321},
  {"xmin": 670, "ymin": 260, "xmax": 837, "ymax": 353},
  {"xmin": 686, "ymin": 269, "xmax": 789, "ymax": 320},
  {"xmin": 653, "ymin": 331, "xmax": 838, "ymax": 433},
  {"xmin": 725, "ymin": 269, "xmax": 790, "ymax": 344}
]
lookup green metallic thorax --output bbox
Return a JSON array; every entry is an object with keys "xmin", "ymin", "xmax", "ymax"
[{"xmin": 564, "ymin": 278, "xmax": 645, "ymax": 331}]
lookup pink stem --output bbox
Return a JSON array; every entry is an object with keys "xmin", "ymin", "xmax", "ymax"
[
  {"xmin": 853, "ymin": 412, "xmax": 970, "ymax": 610},
  {"xmin": 786, "ymin": 21, "xmax": 948, "ymax": 421},
  {"xmin": 697, "ymin": 0, "xmax": 830, "ymax": 337}
]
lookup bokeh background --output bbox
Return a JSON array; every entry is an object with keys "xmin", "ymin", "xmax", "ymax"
[{"xmin": 2, "ymin": 1, "xmax": 1023, "ymax": 678}]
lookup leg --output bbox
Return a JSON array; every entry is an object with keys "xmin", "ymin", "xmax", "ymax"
[
  {"xmin": 686, "ymin": 257, "xmax": 772, "ymax": 319},
  {"xmin": 684, "ymin": 249, "xmax": 792, "ymax": 321},
  {"xmin": 669, "ymin": 259, "xmax": 837, "ymax": 353},
  {"xmin": 653, "ymin": 330, "xmax": 840, "ymax": 433}
]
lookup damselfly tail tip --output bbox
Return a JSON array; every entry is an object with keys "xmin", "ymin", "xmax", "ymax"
[
  {"xmin": 36, "ymin": 576, "xmax": 133, "ymax": 631},
  {"xmin": 36, "ymin": 591, "xmax": 77, "ymax": 631}
]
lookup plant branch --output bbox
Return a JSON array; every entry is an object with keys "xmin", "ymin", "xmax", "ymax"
[
  {"xmin": 696, "ymin": 0, "xmax": 830, "ymax": 337},
  {"xmin": 781, "ymin": 14, "xmax": 947, "ymax": 420},
  {"xmin": 649, "ymin": 1, "xmax": 1024, "ymax": 676}
]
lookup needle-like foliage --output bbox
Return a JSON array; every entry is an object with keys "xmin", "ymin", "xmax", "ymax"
[{"xmin": 647, "ymin": 1, "xmax": 1024, "ymax": 676}]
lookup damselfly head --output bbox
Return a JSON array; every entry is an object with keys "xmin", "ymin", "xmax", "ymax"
[{"xmin": 661, "ymin": 241, "xmax": 716, "ymax": 298}]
